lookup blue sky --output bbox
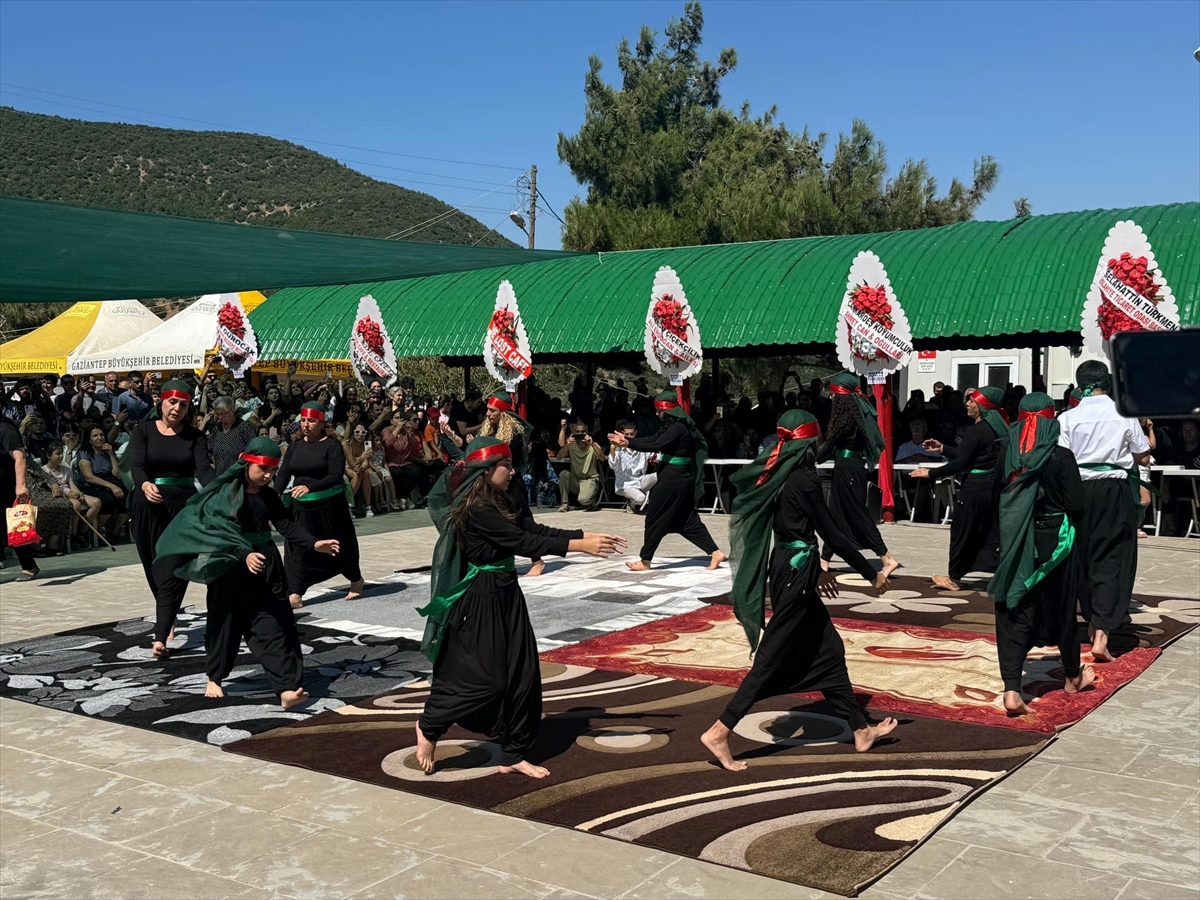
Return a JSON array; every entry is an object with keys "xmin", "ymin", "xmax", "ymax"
[{"xmin": 1, "ymin": 0, "xmax": 1196, "ymax": 250}]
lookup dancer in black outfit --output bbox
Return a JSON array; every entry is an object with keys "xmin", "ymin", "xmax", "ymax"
[
  {"xmin": 155, "ymin": 437, "xmax": 341, "ymax": 707},
  {"xmin": 989, "ymin": 394, "xmax": 1095, "ymax": 716},
  {"xmin": 275, "ymin": 401, "xmax": 363, "ymax": 607},
  {"xmin": 818, "ymin": 372, "xmax": 901, "ymax": 578},
  {"xmin": 911, "ymin": 385, "xmax": 1009, "ymax": 590},
  {"xmin": 701, "ymin": 410, "xmax": 896, "ymax": 771},
  {"xmin": 415, "ymin": 437, "xmax": 626, "ymax": 778},
  {"xmin": 130, "ymin": 381, "xmax": 215, "ymax": 659},
  {"xmin": 608, "ymin": 390, "xmax": 724, "ymax": 571}
]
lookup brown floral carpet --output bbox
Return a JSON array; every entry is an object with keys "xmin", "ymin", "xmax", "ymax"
[{"xmin": 225, "ymin": 664, "xmax": 1048, "ymax": 897}]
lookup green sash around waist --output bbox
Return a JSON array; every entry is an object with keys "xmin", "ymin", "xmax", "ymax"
[
  {"xmin": 968, "ymin": 468, "xmax": 994, "ymax": 476},
  {"xmin": 775, "ymin": 537, "xmax": 817, "ymax": 570},
  {"xmin": 283, "ymin": 476, "xmax": 355, "ymax": 507},
  {"xmin": 1080, "ymin": 462, "xmax": 1159, "ymax": 501},
  {"xmin": 836, "ymin": 449, "xmax": 864, "ymax": 460},
  {"xmin": 154, "ymin": 476, "xmax": 196, "ymax": 488},
  {"xmin": 417, "ymin": 557, "xmax": 516, "ymax": 661},
  {"xmin": 1025, "ymin": 513, "xmax": 1075, "ymax": 593},
  {"xmin": 661, "ymin": 455, "xmax": 692, "ymax": 466},
  {"xmin": 242, "ymin": 531, "xmax": 272, "ymax": 547}
]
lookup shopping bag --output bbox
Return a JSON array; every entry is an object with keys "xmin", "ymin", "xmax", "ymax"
[{"xmin": 6, "ymin": 501, "xmax": 41, "ymax": 547}]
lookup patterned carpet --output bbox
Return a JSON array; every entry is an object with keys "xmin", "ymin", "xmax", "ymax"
[
  {"xmin": 225, "ymin": 664, "xmax": 1048, "ymax": 897},
  {"xmin": 541, "ymin": 605, "xmax": 1169, "ymax": 733}
]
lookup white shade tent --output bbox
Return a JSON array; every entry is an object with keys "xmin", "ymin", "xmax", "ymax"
[{"xmin": 67, "ymin": 292, "xmax": 265, "ymax": 374}]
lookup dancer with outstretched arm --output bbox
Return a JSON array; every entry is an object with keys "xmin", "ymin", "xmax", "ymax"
[
  {"xmin": 608, "ymin": 390, "xmax": 724, "ymax": 572},
  {"xmin": 910, "ymin": 386, "xmax": 1009, "ymax": 590},
  {"xmin": 700, "ymin": 410, "xmax": 895, "ymax": 771},
  {"xmin": 989, "ymin": 394, "xmax": 1094, "ymax": 715},
  {"xmin": 276, "ymin": 401, "xmax": 363, "ymax": 607},
  {"xmin": 156, "ymin": 437, "xmax": 340, "ymax": 708},
  {"xmin": 129, "ymin": 380, "xmax": 215, "ymax": 659},
  {"xmin": 817, "ymin": 372, "xmax": 901, "ymax": 578},
  {"xmin": 415, "ymin": 437, "xmax": 626, "ymax": 778}
]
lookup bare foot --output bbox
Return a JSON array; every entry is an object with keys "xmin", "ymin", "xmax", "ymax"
[
  {"xmin": 280, "ymin": 688, "xmax": 309, "ymax": 709},
  {"xmin": 707, "ymin": 549, "xmax": 727, "ymax": 570},
  {"xmin": 881, "ymin": 553, "xmax": 901, "ymax": 579},
  {"xmin": 931, "ymin": 575, "xmax": 961, "ymax": 591},
  {"xmin": 626, "ymin": 559, "xmax": 652, "ymax": 572},
  {"xmin": 700, "ymin": 721, "xmax": 747, "ymax": 772},
  {"xmin": 1091, "ymin": 630, "xmax": 1115, "ymax": 663},
  {"xmin": 167, "ymin": 628, "xmax": 175, "ymax": 642},
  {"xmin": 345, "ymin": 579, "xmax": 365, "ymax": 601},
  {"xmin": 525, "ymin": 560, "xmax": 546, "ymax": 578},
  {"xmin": 151, "ymin": 642, "xmax": 170, "ymax": 660},
  {"xmin": 1064, "ymin": 664, "xmax": 1097, "ymax": 694},
  {"xmin": 498, "ymin": 760, "xmax": 551, "ymax": 778},
  {"xmin": 289, "ymin": 594, "xmax": 304, "ymax": 610},
  {"xmin": 854, "ymin": 717, "xmax": 899, "ymax": 751},
  {"xmin": 414, "ymin": 721, "xmax": 437, "ymax": 774},
  {"xmin": 820, "ymin": 558, "xmax": 830, "ymax": 573},
  {"xmin": 1003, "ymin": 690, "xmax": 1033, "ymax": 716},
  {"xmin": 205, "ymin": 680, "xmax": 225, "ymax": 698}
]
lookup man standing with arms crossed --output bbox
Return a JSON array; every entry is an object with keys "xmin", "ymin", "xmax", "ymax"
[{"xmin": 1056, "ymin": 360, "xmax": 1150, "ymax": 662}]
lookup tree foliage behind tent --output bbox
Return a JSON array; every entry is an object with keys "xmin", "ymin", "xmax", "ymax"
[{"xmin": 556, "ymin": 2, "xmax": 1001, "ymax": 252}]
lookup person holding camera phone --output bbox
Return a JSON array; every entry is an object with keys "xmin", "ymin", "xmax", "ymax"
[{"xmin": 556, "ymin": 419, "xmax": 605, "ymax": 512}]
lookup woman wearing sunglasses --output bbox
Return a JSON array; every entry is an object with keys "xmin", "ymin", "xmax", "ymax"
[{"xmin": 343, "ymin": 423, "xmax": 377, "ymax": 517}]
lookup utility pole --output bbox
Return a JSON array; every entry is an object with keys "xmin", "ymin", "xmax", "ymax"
[{"xmin": 526, "ymin": 165, "xmax": 537, "ymax": 250}]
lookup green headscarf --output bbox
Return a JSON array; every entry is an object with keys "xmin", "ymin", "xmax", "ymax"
[
  {"xmin": 418, "ymin": 436, "xmax": 513, "ymax": 662},
  {"xmin": 655, "ymin": 390, "xmax": 708, "ymax": 499},
  {"xmin": 148, "ymin": 379, "xmax": 194, "ymax": 421},
  {"xmin": 969, "ymin": 385, "xmax": 1010, "ymax": 438},
  {"xmin": 728, "ymin": 410, "xmax": 822, "ymax": 651},
  {"xmin": 487, "ymin": 390, "xmax": 534, "ymax": 475},
  {"xmin": 989, "ymin": 394, "xmax": 1062, "ymax": 609},
  {"xmin": 829, "ymin": 372, "xmax": 885, "ymax": 463},
  {"xmin": 300, "ymin": 400, "xmax": 327, "ymax": 420},
  {"xmin": 154, "ymin": 436, "xmax": 283, "ymax": 584}
]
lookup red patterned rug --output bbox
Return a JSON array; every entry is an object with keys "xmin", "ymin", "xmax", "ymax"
[
  {"xmin": 226, "ymin": 665, "xmax": 1048, "ymax": 897},
  {"xmin": 540, "ymin": 605, "xmax": 1162, "ymax": 734}
]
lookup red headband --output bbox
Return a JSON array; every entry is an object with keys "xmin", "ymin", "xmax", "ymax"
[
  {"xmin": 971, "ymin": 389, "xmax": 1011, "ymax": 425},
  {"xmin": 654, "ymin": 399, "xmax": 678, "ymax": 411},
  {"xmin": 757, "ymin": 421, "xmax": 821, "ymax": 486},
  {"xmin": 487, "ymin": 395, "xmax": 514, "ymax": 412},
  {"xmin": 1015, "ymin": 408, "xmax": 1054, "ymax": 457},
  {"xmin": 300, "ymin": 407, "xmax": 326, "ymax": 421},
  {"xmin": 829, "ymin": 383, "xmax": 862, "ymax": 397},
  {"xmin": 160, "ymin": 389, "xmax": 191, "ymax": 402},
  {"xmin": 240, "ymin": 453, "xmax": 281, "ymax": 466},
  {"xmin": 466, "ymin": 443, "xmax": 512, "ymax": 465}
]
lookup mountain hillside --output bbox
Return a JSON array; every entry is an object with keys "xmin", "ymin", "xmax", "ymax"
[{"xmin": 0, "ymin": 106, "xmax": 517, "ymax": 335}]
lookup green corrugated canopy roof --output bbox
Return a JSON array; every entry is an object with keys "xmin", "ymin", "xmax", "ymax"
[
  {"xmin": 0, "ymin": 196, "xmax": 577, "ymax": 304},
  {"xmin": 251, "ymin": 202, "xmax": 1199, "ymax": 361}
]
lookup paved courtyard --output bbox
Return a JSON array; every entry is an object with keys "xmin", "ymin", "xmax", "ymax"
[{"xmin": 1, "ymin": 511, "xmax": 1197, "ymax": 900}]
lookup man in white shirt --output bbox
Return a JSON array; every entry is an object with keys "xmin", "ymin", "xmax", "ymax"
[
  {"xmin": 609, "ymin": 419, "xmax": 657, "ymax": 512},
  {"xmin": 1057, "ymin": 360, "xmax": 1150, "ymax": 662}
]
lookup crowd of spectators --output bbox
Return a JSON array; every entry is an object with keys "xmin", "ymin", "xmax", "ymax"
[{"xmin": 4, "ymin": 365, "xmax": 1199, "ymax": 559}]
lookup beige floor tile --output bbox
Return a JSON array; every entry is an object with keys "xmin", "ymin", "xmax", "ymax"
[
  {"xmin": 490, "ymin": 827, "xmax": 678, "ymax": 898},
  {"xmin": 1028, "ymin": 765, "xmax": 1195, "ymax": 825},
  {"xmin": 0, "ymin": 708, "xmax": 114, "ymax": 749},
  {"xmin": 619, "ymin": 855, "xmax": 831, "ymax": 899},
  {"xmin": 275, "ymin": 780, "xmax": 444, "ymax": 838},
  {"xmin": 935, "ymin": 794, "xmax": 1083, "ymax": 857},
  {"xmin": 123, "ymin": 804, "xmax": 322, "ymax": 876},
  {"xmin": 36, "ymin": 854, "xmax": 253, "ymax": 900},
  {"xmin": 0, "ymin": 748, "xmax": 133, "ymax": 818},
  {"xmin": 1116, "ymin": 877, "xmax": 1200, "ymax": 899},
  {"xmin": 0, "ymin": 809, "xmax": 58, "ymax": 846},
  {"xmin": 225, "ymin": 829, "xmax": 430, "ymax": 899},
  {"xmin": 54, "ymin": 723, "xmax": 191, "ymax": 768},
  {"xmin": 40, "ymin": 780, "xmax": 230, "ymax": 842},
  {"xmin": 1047, "ymin": 816, "xmax": 1200, "ymax": 887},
  {"xmin": 1036, "ymin": 733, "xmax": 1148, "ymax": 775},
  {"xmin": 988, "ymin": 761, "xmax": 1059, "ymax": 798},
  {"xmin": 376, "ymin": 803, "xmax": 550, "ymax": 865},
  {"xmin": 868, "ymin": 837, "xmax": 968, "ymax": 897},
  {"xmin": 1117, "ymin": 742, "xmax": 1200, "ymax": 787},
  {"xmin": 104, "ymin": 740, "xmax": 234, "ymax": 787},
  {"xmin": 1172, "ymin": 796, "xmax": 1199, "ymax": 829},
  {"xmin": 918, "ymin": 845, "xmax": 1121, "ymax": 900},
  {"xmin": 349, "ymin": 856, "xmax": 554, "ymax": 900},
  {"xmin": 190, "ymin": 759, "xmax": 348, "ymax": 813},
  {"xmin": 0, "ymin": 828, "xmax": 148, "ymax": 897}
]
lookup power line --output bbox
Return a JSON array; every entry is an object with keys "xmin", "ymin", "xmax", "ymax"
[
  {"xmin": 536, "ymin": 190, "xmax": 569, "ymax": 227},
  {"xmin": 384, "ymin": 176, "xmax": 524, "ymax": 241},
  {"xmin": 0, "ymin": 82, "xmax": 526, "ymax": 171}
]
